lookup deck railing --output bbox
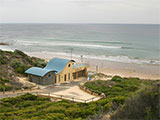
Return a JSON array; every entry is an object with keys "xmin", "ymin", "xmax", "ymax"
[{"xmin": 33, "ymin": 91, "xmax": 101, "ymax": 103}]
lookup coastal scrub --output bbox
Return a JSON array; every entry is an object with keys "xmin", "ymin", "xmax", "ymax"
[
  {"xmin": 0, "ymin": 76, "xmax": 158, "ymax": 120},
  {"xmin": 0, "ymin": 49, "xmax": 47, "ymax": 91}
]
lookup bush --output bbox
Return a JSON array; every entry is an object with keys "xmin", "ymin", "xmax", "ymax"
[
  {"xmin": 112, "ymin": 96, "xmax": 126, "ymax": 105},
  {"xmin": 14, "ymin": 49, "xmax": 27, "ymax": 57},
  {"xmin": 103, "ymin": 102, "xmax": 112, "ymax": 111},
  {"xmin": 11, "ymin": 59, "xmax": 27, "ymax": 74},
  {"xmin": 0, "ymin": 84, "xmax": 12, "ymax": 91},
  {"xmin": 0, "ymin": 78, "xmax": 10, "ymax": 84},
  {"xmin": 11, "ymin": 59, "xmax": 21, "ymax": 69},
  {"xmin": 0, "ymin": 55, "xmax": 7, "ymax": 65},
  {"xmin": 18, "ymin": 93, "xmax": 38, "ymax": 101},
  {"xmin": 25, "ymin": 56, "xmax": 32, "ymax": 63},
  {"xmin": 111, "ymin": 85, "xmax": 159, "ymax": 120},
  {"xmin": 0, "ymin": 78, "xmax": 12, "ymax": 91},
  {"xmin": 45, "ymin": 113, "xmax": 65, "ymax": 120},
  {"xmin": 111, "ymin": 76, "xmax": 123, "ymax": 82},
  {"xmin": 33, "ymin": 59, "xmax": 47, "ymax": 68}
]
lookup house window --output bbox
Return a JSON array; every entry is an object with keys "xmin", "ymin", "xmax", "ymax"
[
  {"xmin": 68, "ymin": 73, "xmax": 70, "ymax": 80},
  {"xmin": 68, "ymin": 64, "xmax": 71, "ymax": 67},
  {"xmin": 48, "ymin": 74, "xmax": 51, "ymax": 78},
  {"xmin": 59, "ymin": 75, "xmax": 61, "ymax": 82}
]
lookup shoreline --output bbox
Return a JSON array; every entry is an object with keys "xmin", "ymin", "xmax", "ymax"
[
  {"xmin": 27, "ymin": 51, "xmax": 160, "ymax": 80},
  {"xmin": 0, "ymin": 47, "xmax": 159, "ymax": 80}
]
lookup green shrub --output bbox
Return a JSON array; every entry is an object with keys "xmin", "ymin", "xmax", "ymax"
[
  {"xmin": 1, "ymin": 97, "xmax": 18, "ymax": 105},
  {"xmin": 11, "ymin": 59, "xmax": 27, "ymax": 74},
  {"xmin": 97, "ymin": 98, "xmax": 111, "ymax": 106},
  {"xmin": 45, "ymin": 113, "xmax": 65, "ymax": 120},
  {"xmin": 0, "ymin": 84, "xmax": 12, "ymax": 91},
  {"xmin": 15, "ymin": 65, "xmax": 27, "ymax": 74},
  {"xmin": 14, "ymin": 49, "xmax": 27, "ymax": 57},
  {"xmin": 0, "ymin": 78, "xmax": 10, "ymax": 84},
  {"xmin": 111, "ymin": 76, "xmax": 123, "ymax": 82},
  {"xmin": 33, "ymin": 59, "xmax": 47, "ymax": 68},
  {"xmin": 25, "ymin": 56, "xmax": 32, "ymax": 63},
  {"xmin": 0, "ymin": 78, "xmax": 11, "ymax": 91},
  {"xmin": 18, "ymin": 93, "xmax": 38, "ymax": 101},
  {"xmin": 11, "ymin": 59, "xmax": 21, "ymax": 69},
  {"xmin": 0, "ymin": 55, "xmax": 7, "ymax": 64},
  {"xmin": 112, "ymin": 96, "xmax": 126, "ymax": 105},
  {"xmin": 103, "ymin": 102, "xmax": 112, "ymax": 111},
  {"xmin": 111, "ymin": 85, "xmax": 159, "ymax": 120}
]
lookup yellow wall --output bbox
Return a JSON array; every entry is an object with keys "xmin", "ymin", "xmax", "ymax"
[
  {"xmin": 55, "ymin": 61, "xmax": 73, "ymax": 83},
  {"xmin": 55, "ymin": 61, "xmax": 88, "ymax": 83}
]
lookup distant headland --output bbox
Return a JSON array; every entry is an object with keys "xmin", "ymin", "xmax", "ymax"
[{"xmin": 0, "ymin": 42, "xmax": 9, "ymax": 46}]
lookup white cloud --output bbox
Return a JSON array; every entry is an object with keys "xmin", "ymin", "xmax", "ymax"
[{"xmin": 0, "ymin": 0, "xmax": 159, "ymax": 24}]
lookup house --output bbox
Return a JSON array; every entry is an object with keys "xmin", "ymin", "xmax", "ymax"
[{"xmin": 25, "ymin": 58, "xmax": 89, "ymax": 85}]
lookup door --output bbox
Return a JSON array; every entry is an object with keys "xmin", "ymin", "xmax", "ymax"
[
  {"xmin": 55, "ymin": 76, "xmax": 57, "ymax": 83},
  {"xmin": 64, "ymin": 74, "xmax": 67, "ymax": 81}
]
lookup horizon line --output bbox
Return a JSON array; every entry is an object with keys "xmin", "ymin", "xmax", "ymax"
[{"xmin": 0, "ymin": 22, "xmax": 159, "ymax": 25}]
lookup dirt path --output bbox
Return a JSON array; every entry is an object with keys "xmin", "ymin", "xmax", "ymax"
[
  {"xmin": 0, "ymin": 89, "xmax": 40, "ymax": 99},
  {"xmin": 0, "ymin": 80, "xmax": 101, "ymax": 103}
]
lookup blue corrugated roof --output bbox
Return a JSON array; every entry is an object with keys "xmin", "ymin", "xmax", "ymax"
[
  {"xmin": 25, "ymin": 58, "xmax": 73, "ymax": 77},
  {"xmin": 45, "ymin": 58, "xmax": 71, "ymax": 74},
  {"xmin": 25, "ymin": 67, "xmax": 56, "ymax": 77}
]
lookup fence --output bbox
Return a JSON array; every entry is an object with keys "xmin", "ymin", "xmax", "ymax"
[
  {"xmin": 33, "ymin": 91, "xmax": 101, "ymax": 103},
  {"xmin": 79, "ymin": 85, "xmax": 102, "ymax": 96}
]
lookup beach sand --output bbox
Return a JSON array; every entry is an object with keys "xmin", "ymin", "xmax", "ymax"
[{"xmin": 27, "ymin": 52, "xmax": 160, "ymax": 80}]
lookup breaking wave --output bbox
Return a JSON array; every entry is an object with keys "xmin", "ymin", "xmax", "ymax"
[
  {"xmin": 18, "ymin": 40, "xmax": 122, "ymax": 49},
  {"xmin": 40, "ymin": 51, "xmax": 160, "ymax": 65}
]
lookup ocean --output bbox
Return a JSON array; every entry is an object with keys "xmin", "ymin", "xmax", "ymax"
[{"xmin": 0, "ymin": 23, "xmax": 160, "ymax": 65}]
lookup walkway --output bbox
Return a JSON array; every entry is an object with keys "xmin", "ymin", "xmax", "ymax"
[{"xmin": 0, "ymin": 80, "xmax": 102, "ymax": 103}]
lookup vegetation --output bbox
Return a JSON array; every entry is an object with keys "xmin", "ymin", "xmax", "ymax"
[
  {"xmin": 0, "ymin": 49, "xmax": 47, "ymax": 91},
  {"xmin": 84, "ymin": 77, "xmax": 159, "ymax": 120},
  {"xmin": 0, "ymin": 93, "xmax": 100, "ymax": 120},
  {"xmin": 11, "ymin": 59, "xmax": 28, "ymax": 74},
  {"xmin": 0, "ymin": 78, "xmax": 12, "ymax": 91},
  {"xmin": 0, "ymin": 76, "xmax": 159, "ymax": 120},
  {"xmin": 84, "ymin": 76, "xmax": 152, "ymax": 97},
  {"xmin": 111, "ymin": 84, "xmax": 159, "ymax": 120}
]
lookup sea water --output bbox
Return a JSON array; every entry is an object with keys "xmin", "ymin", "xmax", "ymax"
[{"xmin": 0, "ymin": 23, "xmax": 160, "ymax": 65}]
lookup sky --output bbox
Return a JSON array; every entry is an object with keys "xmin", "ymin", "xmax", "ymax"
[{"xmin": 0, "ymin": 0, "xmax": 159, "ymax": 24}]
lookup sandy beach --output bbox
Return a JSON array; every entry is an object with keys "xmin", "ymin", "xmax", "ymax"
[{"xmin": 28, "ymin": 51, "xmax": 160, "ymax": 80}]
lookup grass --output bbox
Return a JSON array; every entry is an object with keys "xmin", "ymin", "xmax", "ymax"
[{"xmin": 0, "ymin": 76, "xmax": 158, "ymax": 120}]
